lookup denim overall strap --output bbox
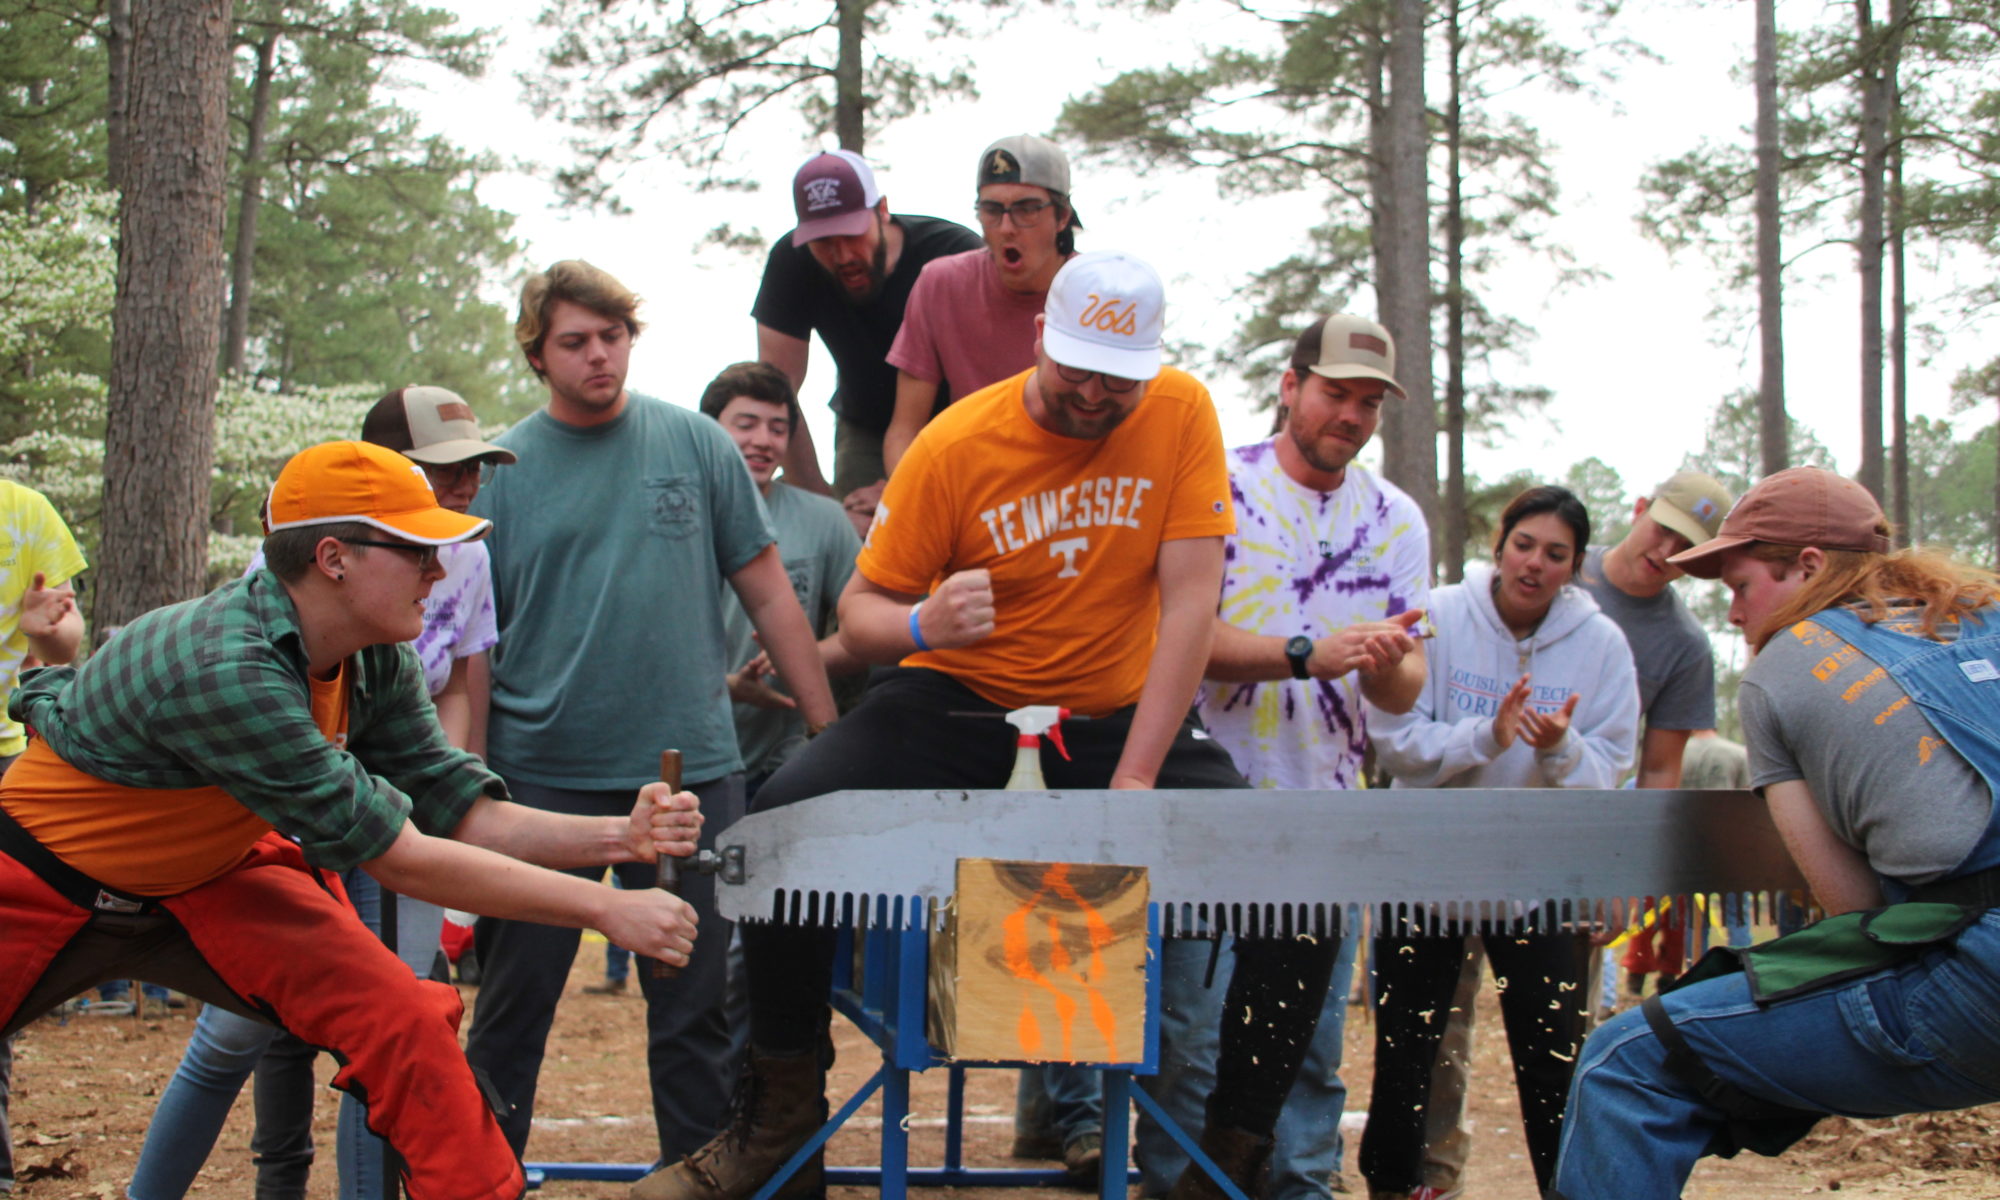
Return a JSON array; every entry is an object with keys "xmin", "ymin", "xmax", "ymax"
[{"xmin": 1812, "ymin": 605, "xmax": 2000, "ymax": 876}]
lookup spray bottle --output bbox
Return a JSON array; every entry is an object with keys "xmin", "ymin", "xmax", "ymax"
[{"xmin": 1004, "ymin": 705, "xmax": 1073, "ymax": 789}]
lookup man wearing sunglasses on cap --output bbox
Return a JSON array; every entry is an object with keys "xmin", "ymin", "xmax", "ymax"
[{"xmin": 0, "ymin": 441, "xmax": 704, "ymax": 1200}]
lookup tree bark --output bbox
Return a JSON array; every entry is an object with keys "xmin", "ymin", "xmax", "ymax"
[
  {"xmin": 224, "ymin": 30, "xmax": 279, "ymax": 376},
  {"xmin": 101, "ymin": 0, "xmax": 235, "ymax": 628},
  {"xmin": 1855, "ymin": 0, "xmax": 1889, "ymax": 501},
  {"xmin": 1376, "ymin": 0, "xmax": 1437, "ymax": 549},
  {"xmin": 833, "ymin": 0, "xmax": 867, "ymax": 152},
  {"xmin": 1755, "ymin": 0, "xmax": 1787, "ymax": 479},
  {"xmin": 1442, "ymin": 0, "xmax": 1467, "ymax": 583},
  {"xmin": 1887, "ymin": 0, "xmax": 1909, "ymax": 542},
  {"xmin": 106, "ymin": 0, "xmax": 134, "ymax": 191}
]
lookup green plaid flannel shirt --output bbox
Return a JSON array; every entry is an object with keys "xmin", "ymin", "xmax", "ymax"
[{"xmin": 9, "ymin": 570, "xmax": 503, "ymax": 870}]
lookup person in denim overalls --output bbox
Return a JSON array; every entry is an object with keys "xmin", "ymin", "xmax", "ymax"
[{"xmin": 1552, "ymin": 467, "xmax": 2000, "ymax": 1199}]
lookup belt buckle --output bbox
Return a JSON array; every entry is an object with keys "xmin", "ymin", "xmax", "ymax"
[{"xmin": 93, "ymin": 888, "xmax": 146, "ymax": 914}]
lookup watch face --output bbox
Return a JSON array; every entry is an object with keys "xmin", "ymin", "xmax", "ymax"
[{"xmin": 1286, "ymin": 636, "xmax": 1313, "ymax": 659}]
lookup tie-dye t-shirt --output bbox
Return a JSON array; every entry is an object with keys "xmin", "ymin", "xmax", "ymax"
[
  {"xmin": 0, "ymin": 480, "xmax": 88, "ymax": 756},
  {"xmin": 1196, "ymin": 442, "xmax": 1431, "ymax": 789}
]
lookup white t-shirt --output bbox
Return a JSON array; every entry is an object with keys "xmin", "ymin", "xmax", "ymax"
[{"xmin": 1196, "ymin": 441, "xmax": 1431, "ymax": 789}]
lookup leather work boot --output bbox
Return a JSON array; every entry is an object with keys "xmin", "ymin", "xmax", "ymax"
[
  {"xmin": 1165, "ymin": 1124, "xmax": 1274, "ymax": 1200},
  {"xmin": 631, "ymin": 1051, "xmax": 826, "ymax": 1200}
]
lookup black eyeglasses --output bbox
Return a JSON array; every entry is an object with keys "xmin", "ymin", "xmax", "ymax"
[
  {"xmin": 424, "ymin": 461, "xmax": 483, "ymax": 486},
  {"xmin": 343, "ymin": 539, "xmax": 440, "ymax": 571},
  {"xmin": 1053, "ymin": 362, "xmax": 1143, "ymax": 393},
  {"xmin": 974, "ymin": 198, "xmax": 1057, "ymax": 227}
]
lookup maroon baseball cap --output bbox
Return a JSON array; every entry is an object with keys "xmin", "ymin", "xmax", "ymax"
[
  {"xmin": 1667, "ymin": 467, "xmax": 1891, "ymax": 579},
  {"xmin": 789, "ymin": 150, "xmax": 883, "ymax": 246}
]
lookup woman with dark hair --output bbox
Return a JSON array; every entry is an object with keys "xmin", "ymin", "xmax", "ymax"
[
  {"xmin": 1552, "ymin": 468, "xmax": 2000, "ymax": 1198},
  {"xmin": 1358, "ymin": 484, "xmax": 1640, "ymax": 1199}
]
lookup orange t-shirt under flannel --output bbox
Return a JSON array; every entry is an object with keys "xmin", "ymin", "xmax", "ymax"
[
  {"xmin": 0, "ymin": 663, "xmax": 351, "ymax": 896},
  {"xmin": 859, "ymin": 366, "xmax": 1234, "ymax": 714}
]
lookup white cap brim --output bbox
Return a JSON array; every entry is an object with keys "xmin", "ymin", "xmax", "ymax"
[{"xmin": 1041, "ymin": 322, "xmax": 1161, "ymax": 382}]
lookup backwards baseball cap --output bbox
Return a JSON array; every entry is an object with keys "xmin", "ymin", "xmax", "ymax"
[
  {"xmin": 265, "ymin": 441, "xmax": 491, "ymax": 544},
  {"xmin": 362, "ymin": 386, "xmax": 517, "ymax": 467},
  {"xmin": 1646, "ymin": 470, "xmax": 1733, "ymax": 546},
  {"xmin": 790, "ymin": 150, "xmax": 882, "ymax": 246},
  {"xmin": 1292, "ymin": 314, "xmax": 1406, "ymax": 399},
  {"xmin": 1667, "ymin": 466, "xmax": 1890, "ymax": 579},
  {"xmin": 1041, "ymin": 251, "xmax": 1166, "ymax": 382},
  {"xmin": 977, "ymin": 135, "xmax": 1071, "ymax": 195}
]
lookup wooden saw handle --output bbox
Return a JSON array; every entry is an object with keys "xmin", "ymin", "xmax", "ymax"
[{"xmin": 652, "ymin": 749, "xmax": 684, "ymax": 980}]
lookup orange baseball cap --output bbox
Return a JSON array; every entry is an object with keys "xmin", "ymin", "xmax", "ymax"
[{"xmin": 264, "ymin": 440, "xmax": 491, "ymax": 544}]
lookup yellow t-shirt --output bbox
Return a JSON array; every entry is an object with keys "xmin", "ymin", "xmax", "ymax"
[
  {"xmin": 0, "ymin": 481, "xmax": 89, "ymax": 756},
  {"xmin": 859, "ymin": 366, "xmax": 1234, "ymax": 714},
  {"xmin": 1, "ymin": 662, "xmax": 350, "ymax": 895}
]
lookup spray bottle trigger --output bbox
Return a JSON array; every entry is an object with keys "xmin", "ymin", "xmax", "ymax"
[{"xmin": 1047, "ymin": 707, "xmax": 1073, "ymax": 761}]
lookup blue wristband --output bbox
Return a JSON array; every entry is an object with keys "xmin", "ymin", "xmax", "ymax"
[{"xmin": 909, "ymin": 601, "xmax": 932, "ymax": 652}]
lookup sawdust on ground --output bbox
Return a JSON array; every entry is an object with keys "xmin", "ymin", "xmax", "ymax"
[{"xmin": 6, "ymin": 945, "xmax": 1998, "ymax": 1199}]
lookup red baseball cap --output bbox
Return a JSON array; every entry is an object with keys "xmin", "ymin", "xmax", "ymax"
[{"xmin": 1667, "ymin": 467, "xmax": 1890, "ymax": 579}]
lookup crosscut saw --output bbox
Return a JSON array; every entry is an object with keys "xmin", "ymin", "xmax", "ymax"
[{"xmin": 704, "ymin": 788, "xmax": 1810, "ymax": 936}]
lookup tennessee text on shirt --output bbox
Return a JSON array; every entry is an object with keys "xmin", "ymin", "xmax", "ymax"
[{"xmin": 978, "ymin": 474, "xmax": 1154, "ymax": 576}]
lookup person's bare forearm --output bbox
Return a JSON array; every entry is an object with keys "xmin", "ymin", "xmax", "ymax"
[
  {"xmin": 27, "ymin": 606, "xmax": 83, "ymax": 666},
  {"xmin": 464, "ymin": 652, "xmax": 491, "ymax": 759},
  {"xmin": 365, "ymin": 822, "xmax": 619, "ymax": 926},
  {"xmin": 449, "ymin": 797, "xmax": 638, "ymax": 869},
  {"xmin": 1113, "ymin": 538, "xmax": 1223, "ymax": 788},
  {"xmin": 1359, "ymin": 644, "xmax": 1426, "ymax": 714},
  {"xmin": 432, "ymin": 658, "xmax": 473, "ymax": 750}
]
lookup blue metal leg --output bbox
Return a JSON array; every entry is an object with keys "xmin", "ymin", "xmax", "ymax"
[
  {"xmin": 1101, "ymin": 1069, "xmax": 1132, "ymax": 1200},
  {"xmin": 945, "ymin": 1066, "xmax": 967, "ymax": 1171},
  {"xmin": 1132, "ymin": 1077, "xmax": 1246, "ymax": 1200},
  {"xmin": 881, "ymin": 1063, "xmax": 911, "ymax": 1200}
]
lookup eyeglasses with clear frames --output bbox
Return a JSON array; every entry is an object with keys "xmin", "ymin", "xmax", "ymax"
[
  {"xmin": 974, "ymin": 198, "xmax": 1057, "ymax": 227},
  {"xmin": 342, "ymin": 539, "xmax": 441, "ymax": 571},
  {"xmin": 1053, "ymin": 362, "xmax": 1143, "ymax": 393}
]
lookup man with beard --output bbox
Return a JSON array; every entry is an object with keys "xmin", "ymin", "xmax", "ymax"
[
  {"xmin": 752, "ymin": 150, "xmax": 981, "ymax": 511},
  {"xmin": 639, "ymin": 252, "xmax": 1340, "ymax": 1200},
  {"xmin": 1140, "ymin": 314, "xmax": 1430, "ymax": 1200}
]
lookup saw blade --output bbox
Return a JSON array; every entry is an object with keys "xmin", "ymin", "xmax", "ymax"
[{"xmin": 711, "ymin": 788, "xmax": 1809, "ymax": 935}]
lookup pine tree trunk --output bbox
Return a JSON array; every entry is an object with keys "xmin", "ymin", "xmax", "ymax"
[
  {"xmin": 834, "ymin": 0, "xmax": 867, "ymax": 152},
  {"xmin": 223, "ymin": 30, "xmax": 278, "ymax": 376},
  {"xmin": 1755, "ymin": 0, "xmax": 1787, "ymax": 479},
  {"xmin": 1855, "ymin": 0, "xmax": 1888, "ymax": 500},
  {"xmin": 1376, "ymin": 0, "xmax": 1437, "ymax": 548},
  {"xmin": 99, "ymin": 0, "xmax": 234, "ymax": 629},
  {"xmin": 1887, "ymin": 0, "xmax": 1909, "ymax": 542},
  {"xmin": 105, "ymin": 0, "xmax": 133, "ymax": 191},
  {"xmin": 1443, "ymin": 0, "xmax": 1467, "ymax": 583}
]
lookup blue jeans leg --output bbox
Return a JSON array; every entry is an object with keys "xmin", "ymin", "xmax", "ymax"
[
  {"xmin": 1554, "ymin": 911, "xmax": 2000, "ymax": 1200},
  {"xmin": 337, "ymin": 870, "xmax": 445, "ymax": 1200},
  {"xmin": 1134, "ymin": 938, "xmax": 1229, "ymax": 1197},
  {"xmin": 1044, "ymin": 1063, "xmax": 1105, "ymax": 1146},
  {"xmin": 1269, "ymin": 931, "xmax": 1359, "ymax": 1200},
  {"xmin": 128, "ymin": 1006, "xmax": 282, "ymax": 1200}
]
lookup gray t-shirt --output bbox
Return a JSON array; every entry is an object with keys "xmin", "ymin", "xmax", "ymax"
[
  {"xmin": 1576, "ymin": 546, "xmax": 1715, "ymax": 730},
  {"xmin": 723, "ymin": 481, "xmax": 860, "ymax": 778},
  {"xmin": 1740, "ymin": 611, "xmax": 1992, "ymax": 884},
  {"xmin": 473, "ymin": 394, "xmax": 775, "ymax": 789}
]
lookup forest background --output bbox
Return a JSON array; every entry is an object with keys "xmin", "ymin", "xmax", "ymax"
[{"xmin": 4, "ymin": 0, "xmax": 2000, "ymax": 733}]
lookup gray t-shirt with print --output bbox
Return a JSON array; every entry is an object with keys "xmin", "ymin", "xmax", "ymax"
[
  {"xmin": 1740, "ymin": 611, "xmax": 1992, "ymax": 885},
  {"xmin": 1576, "ymin": 545, "xmax": 1715, "ymax": 730}
]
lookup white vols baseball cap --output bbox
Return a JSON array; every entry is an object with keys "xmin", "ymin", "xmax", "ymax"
[{"xmin": 1040, "ymin": 251, "xmax": 1165, "ymax": 382}]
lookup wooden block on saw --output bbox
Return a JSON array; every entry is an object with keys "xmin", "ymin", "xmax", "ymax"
[{"xmin": 927, "ymin": 857, "xmax": 1148, "ymax": 1064}]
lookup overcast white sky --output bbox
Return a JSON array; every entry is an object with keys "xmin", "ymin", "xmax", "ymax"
[{"xmin": 393, "ymin": 0, "xmax": 1996, "ymax": 506}]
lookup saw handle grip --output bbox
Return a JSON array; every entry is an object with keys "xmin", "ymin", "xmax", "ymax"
[{"xmin": 652, "ymin": 749, "xmax": 684, "ymax": 980}]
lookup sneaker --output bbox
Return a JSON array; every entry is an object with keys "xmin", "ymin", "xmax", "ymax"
[
  {"xmin": 1062, "ymin": 1132, "xmax": 1103, "ymax": 1188},
  {"xmin": 584, "ymin": 977, "xmax": 630, "ymax": 995}
]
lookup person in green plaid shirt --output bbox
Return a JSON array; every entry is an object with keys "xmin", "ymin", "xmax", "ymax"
[{"xmin": 0, "ymin": 441, "xmax": 705, "ymax": 1200}]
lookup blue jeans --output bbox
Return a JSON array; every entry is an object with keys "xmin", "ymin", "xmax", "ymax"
[
  {"xmin": 127, "ymin": 870, "xmax": 440, "ymax": 1200},
  {"xmin": 1136, "ymin": 933, "xmax": 1359, "ymax": 1200},
  {"xmin": 1553, "ymin": 909, "xmax": 2000, "ymax": 1199}
]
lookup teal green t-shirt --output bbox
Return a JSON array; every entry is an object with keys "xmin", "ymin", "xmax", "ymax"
[
  {"xmin": 722, "ymin": 481, "xmax": 861, "ymax": 778},
  {"xmin": 473, "ymin": 395, "xmax": 775, "ymax": 788}
]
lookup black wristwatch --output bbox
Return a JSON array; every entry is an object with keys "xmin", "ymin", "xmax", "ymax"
[{"xmin": 1284, "ymin": 635, "xmax": 1314, "ymax": 680}]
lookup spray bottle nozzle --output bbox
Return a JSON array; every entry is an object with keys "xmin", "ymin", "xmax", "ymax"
[{"xmin": 1004, "ymin": 705, "xmax": 1073, "ymax": 760}]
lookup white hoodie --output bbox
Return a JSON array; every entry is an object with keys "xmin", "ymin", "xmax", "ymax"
[{"xmin": 1368, "ymin": 561, "xmax": 1640, "ymax": 788}]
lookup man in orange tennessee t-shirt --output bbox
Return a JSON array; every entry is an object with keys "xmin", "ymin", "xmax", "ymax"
[
  {"xmin": 0, "ymin": 441, "xmax": 706, "ymax": 1200},
  {"xmin": 640, "ymin": 253, "xmax": 1343, "ymax": 1200}
]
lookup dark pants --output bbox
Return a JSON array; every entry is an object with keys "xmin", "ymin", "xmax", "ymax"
[
  {"xmin": 741, "ymin": 668, "xmax": 1336, "ymax": 1139},
  {"xmin": 1360, "ymin": 927, "xmax": 1593, "ymax": 1194},
  {"xmin": 463, "ymin": 774, "xmax": 745, "ymax": 1161}
]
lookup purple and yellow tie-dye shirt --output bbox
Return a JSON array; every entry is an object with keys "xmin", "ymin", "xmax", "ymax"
[{"xmin": 1196, "ymin": 440, "xmax": 1431, "ymax": 789}]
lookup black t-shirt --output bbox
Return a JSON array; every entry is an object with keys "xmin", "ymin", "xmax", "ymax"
[{"xmin": 751, "ymin": 214, "xmax": 983, "ymax": 433}]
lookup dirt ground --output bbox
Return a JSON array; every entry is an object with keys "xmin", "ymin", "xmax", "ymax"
[{"xmin": 7, "ymin": 941, "xmax": 1999, "ymax": 1200}]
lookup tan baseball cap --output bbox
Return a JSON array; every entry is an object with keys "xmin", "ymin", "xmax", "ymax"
[
  {"xmin": 1647, "ymin": 471, "xmax": 1734, "ymax": 546},
  {"xmin": 1667, "ymin": 467, "xmax": 1891, "ymax": 579},
  {"xmin": 362, "ymin": 386, "xmax": 516, "ymax": 466},
  {"xmin": 1292, "ymin": 314, "xmax": 1406, "ymax": 399}
]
